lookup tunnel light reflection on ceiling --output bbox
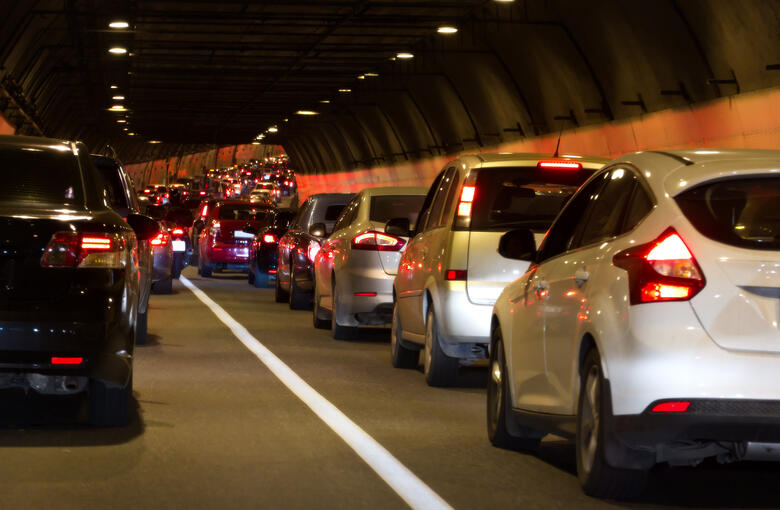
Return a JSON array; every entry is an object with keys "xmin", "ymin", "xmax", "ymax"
[
  {"xmin": 109, "ymin": 21, "xmax": 129, "ymax": 29},
  {"xmin": 437, "ymin": 26, "xmax": 458, "ymax": 34},
  {"xmin": 396, "ymin": 52, "xmax": 414, "ymax": 59},
  {"xmin": 108, "ymin": 47, "xmax": 127, "ymax": 55}
]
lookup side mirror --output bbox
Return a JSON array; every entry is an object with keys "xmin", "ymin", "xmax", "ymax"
[
  {"xmin": 126, "ymin": 213, "xmax": 160, "ymax": 241},
  {"xmin": 498, "ymin": 228, "xmax": 537, "ymax": 261},
  {"xmin": 242, "ymin": 223, "xmax": 258, "ymax": 235},
  {"xmin": 309, "ymin": 222, "xmax": 327, "ymax": 238},
  {"xmin": 385, "ymin": 217, "xmax": 411, "ymax": 237}
]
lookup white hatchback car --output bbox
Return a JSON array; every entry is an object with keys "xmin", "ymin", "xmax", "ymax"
[
  {"xmin": 489, "ymin": 149, "xmax": 780, "ymax": 498},
  {"xmin": 312, "ymin": 187, "xmax": 427, "ymax": 339}
]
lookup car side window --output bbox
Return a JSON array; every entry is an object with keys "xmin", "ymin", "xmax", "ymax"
[
  {"xmin": 425, "ymin": 167, "xmax": 456, "ymax": 230},
  {"xmin": 334, "ymin": 196, "xmax": 360, "ymax": 232},
  {"xmin": 571, "ymin": 168, "xmax": 637, "ymax": 248},
  {"xmin": 440, "ymin": 169, "xmax": 462, "ymax": 228},
  {"xmin": 536, "ymin": 173, "xmax": 608, "ymax": 263},
  {"xmin": 621, "ymin": 184, "xmax": 654, "ymax": 233},
  {"xmin": 413, "ymin": 169, "xmax": 446, "ymax": 236},
  {"xmin": 293, "ymin": 200, "xmax": 311, "ymax": 229}
]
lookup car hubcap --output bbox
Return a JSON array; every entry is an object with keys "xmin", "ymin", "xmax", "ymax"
[{"xmin": 579, "ymin": 365, "xmax": 600, "ymax": 474}]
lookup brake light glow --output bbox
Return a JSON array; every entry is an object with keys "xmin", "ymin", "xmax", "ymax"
[
  {"xmin": 351, "ymin": 231, "xmax": 405, "ymax": 251},
  {"xmin": 150, "ymin": 232, "xmax": 169, "ymax": 246},
  {"xmin": 652, "ymin": 401, "xmax": 690, "ymax": 413},
  {"xmin": 51, "ymin": 356, "xmax": 83, "ymax": 365},
  {"xmin": 537, "ymin": 160, "xmax": 582, "ymax": 170},
  {"xmin": 201, "ymin": 204, "xmax": 209, "ymax": 217},
  {"xmin": 456, "ymin": 185, "xmax": 476, "ymax": 218},
  {"xmin": 200, "ymin": 190, "xmax": 206, "ymax": 195},
  {"xmin": 354, "ymin": 292, "xmax": 377, "ymax": 297},
  {"xmin": 613, "ymin": 228, "xmax": 704, "ymax": 304},
  {"xmin": 307, "ymin": 241, "xmax": 321, "ymax": 262},
  {"xmin": 41, "ymin": 232, "xmax": 126, "ymax": 269},
  {"xmin": 171, "ymin": 228, "xmax": 185, "ymax": 236},
  {"xmin": 445, "ymin": 269, "xmax": 467, "ymax": 281},
  {"xmin": 263, "ymin": 234, "xmax": 277, "ymax": 244},
  {"xmin": 81, "ymin": 236, "xmax": 112, "ymax": 250}
]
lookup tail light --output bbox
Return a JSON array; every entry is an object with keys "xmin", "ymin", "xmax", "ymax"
[
  {"xmin": 164, "ymin": 192, "xmax": 169, "ymax": 198},
  {"xmin": 307, "ymin": 240, "xmax": 321, "ymax": 262},
  {"xmin": 51, "ymin": 356, "xmax": 83, "ymax": 365},
  {"xmin": 613, "ymin": 228, "xmax": 705, "ymax": 304},
  {"xmin": 445, "ymin": 270, "xmax": 467, "ymax": 281},
  {"xmin": 652, "ymin": 401, "xmax": 690, "ymax": 413},
  {"xmin": 41, "ymin": 232, "xmax": 128, "ymax": 269},
  {"xmin": 537, "ymin": 159, "xmax": 582, "ymax": 170},
  {"xmin": 150, "ymin": 232, "xmax": 170, "ymax": 247},
  {"xmin": 351, "ymin": 231, "xmax": 405, "ymax": 251},
  {"xmin": 171, "ymin": 227, "xmax": 186, "ymax": 236},
  {"xmin": 200, "ymin": 190, "xmax": 206, "ymax": 195},
  {"xmin": 262, "ymin": 234, "xmax": 277, "ymax": 244},
  {"xmin": 200, "ymin": 204, "xmax": 209, "ymax": 217}
]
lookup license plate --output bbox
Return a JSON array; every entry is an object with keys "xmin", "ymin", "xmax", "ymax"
[
  {"xmin": 234, "ymin": 230, "xmax": 254, "ymax": 239},
  {"xmin": 172, "ymin": 240, "xmax": 186, "ymax": 252}
]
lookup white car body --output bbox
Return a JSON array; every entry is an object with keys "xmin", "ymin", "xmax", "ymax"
[{"xmin": 491, "ymin": 149, "xmax": 780, "ymax": 494}]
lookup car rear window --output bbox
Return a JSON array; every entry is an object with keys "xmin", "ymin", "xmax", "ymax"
[
  {"xmin": 469, "ymin": 167, "xmax": 592, "ymax": 231},
  {"xmin": 218, "ymin": 204, "xmax": 268, "ymax": 222},
  {"xmin": 370, "ymin": 195, "xmax": 425, "ymax": 225},
  {"xmin": 0, "ymin": 145, "xmax": 84, "ymax": 206},
  {"xmin": 675, "ymin": 177, "xmax": 780, "ymax": 250},
  {"xmin": 324, "ymin": 204, "xmax": 346, "ymax": 221},
  {"xmin": 93, "ymin": 158, "xmax": 129, "ymax": 209}
]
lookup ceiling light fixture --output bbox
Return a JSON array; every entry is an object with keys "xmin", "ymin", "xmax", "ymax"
[
  {"xmin": 148, "ymin": 140, "xmax": 162, "ymax": 144},
  {"xmin": 319, "ymin": 100, "xmax": 330, "ymax": 104},
  {"xmin": 357, "ymin": 75, "xmax": 365, "ymax": 79},
  {"xmin": 109, "ymin": 85, "xmax": 118, "ymax": 89},
  {"xmin": 268, "ymin": 127, "xmax": 278, "ymax": 133},
  {"xmin": 128, "ymin": 132, "xmax": 135, "ymax": 136},
  {"xmin": 108, "ymin": 105, "xmax": 127, "ymax": 111},
  {"xmin": 117, "ymin": 119, "xmax": 126, "ymax": 123},
  {"xmin": 396, "ymin": 52, "xmax": 414, "ymax": 59},
  {"xmin": 109, "ymin": 21, "xmax": 129, "ymax": 29},
  {"xmin": 296, "ymin": 110, "xmax": 319, "ymax": 116},
  {"xmin": 364, "ymin": 72, "xmax": 379, "ymax": 77},
  {"xmin": 338, "ymin": 88, "xmax": 351, "ymax": 93},
  {"xmin": 112, "ymin": 95, "xmax": 125, "ymax": 100},
  {"xmin": 108, "ymin": 47, "xmax": 127, "ymax": 55},
  {"xmin": 437, "ymin": 26, "xmax": 458, "ymax": 34}
]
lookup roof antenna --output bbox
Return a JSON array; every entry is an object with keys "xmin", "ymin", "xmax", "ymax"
[{"xmin": 553, "ymin": 122, "xmax": 564, "ymax": 158}]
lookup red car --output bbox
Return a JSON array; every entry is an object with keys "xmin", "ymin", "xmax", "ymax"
[{"xmin": 197, "ymin": 200, "xmax": 271, "ymax": 277}]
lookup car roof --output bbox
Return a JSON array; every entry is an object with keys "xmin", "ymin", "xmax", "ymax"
[
  {"xmin": 0, "ymin": 134, "xmax": 81, "ymax": 154},
  {"xmin": 359, "ymin": 186, "xmax": 428, "ymax": 197},
  {"xmin": 458, "ymin": 152, "xmax": 610, "ymax": 169}
]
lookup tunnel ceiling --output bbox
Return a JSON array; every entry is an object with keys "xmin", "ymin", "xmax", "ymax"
[{"xmin": 1, "ymin": 0, "xmax": 778, "ymax": 170}]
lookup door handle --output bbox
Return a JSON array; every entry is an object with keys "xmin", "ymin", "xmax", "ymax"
[{"xmin": 574, "ymin": 270, "xmax": 590, "ymax": 287}]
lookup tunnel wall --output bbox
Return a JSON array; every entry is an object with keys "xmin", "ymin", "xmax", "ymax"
[
  {"xmin": 296, "ymin": 86, "xmax": 780, "ymax": 199},
  {"xmin": 0, "ymin": 113, "xmax": 14, "ymax": 135}
]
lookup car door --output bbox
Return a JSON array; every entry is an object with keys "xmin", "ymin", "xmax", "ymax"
[
  {"xmin": 541, "ymin": 167, "xmax": 640, "ymax": 414},
  {"xmin": 280, "ymin": 199, "xmax": 310, "ymax": 288},
  {"xmin": 508, "ymin": 174, "xmax": 606, "ymax": 412},
  {"xmin": 318, "ymin": 195, "xmax": 361, "ymax": 309},
  {"xmin": 396, "ymin": 169, "xmax": 449, "ymax": 337}
]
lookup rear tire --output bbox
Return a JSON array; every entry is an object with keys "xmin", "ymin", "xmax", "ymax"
[
  {"xmin": 152, "ymin": 275, "xmax": 173, "ymax": 294},
  {"xmin": 253, "ymin": 266, "xmax": 269, "ymax": 288},
  {"xmin": 89, "ymin": 375, "xmax": 132, "ymax": 427},
  {"xmin": 423, "ymin": 307, "xmax": 458, "ymax": 387},
  {"xmin": 331, "ymin": 283, "xmax": 358, "ymax": 340},
  {"xmin": 390, "ymin": 303, "xmax": 418, "ymax": 368},
  {"xmin": 275, "ymin": 268, "xmax": 289, "ymax": 302},
  {"xmin": 312, "ymin": 284, "xmax": 330, "ymax": 329},
  {"xmin": 135, "ymin": 310, "xmax": 148, "ymax": 345},
  {"xmin": 289, "ymin": 267, "xmax": 311, "ymax": 310},
  {"xmin": 487, "ymin": 327, "xmax": 543, "ymax": 451},
  {"xmin": 576, "ymin": 349, "xmax": 648, "ymax": 499},
  {"xmin": 199, "ymin": 260, "xmax": 213, "ymax": 278},
  {"xmin": 171, "ymin": 253, "xmax": 185, "ymax": 279}
]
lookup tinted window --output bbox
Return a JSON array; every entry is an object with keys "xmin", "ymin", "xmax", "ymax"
[
  {"xmin": 324, "ymin": 204, "xmax": 346, "ymax": 221},
  {"xmin": 218, "ymin": 204, "xmax": 268, "ymax": 222},
  {"xmin": 426, "ymin": 168, "xmax": 455, "ymax": 230},
  {"xmin": 622, "ymin": 185, "xmax": 653, "ymax": 232},
  {"xmin": 572, "ymin": 168, "xmax": 637, "ymax": 248},
  {"xmin": 0, "ymin": 146, "xmax": 84, "ymax": 206},
  {"xmin": 333, "ymin": 196, "xmax": 360, "ymax": 232},
  {"xmin": 370, "ymin": 195, "xmax": 425, "ymax": 227},
  {"xmin": 165, "ymin": 207, "xmax": 194, "ymax": 226},
  {"xmin": 469, "ymin": 167, "xmax": 593, "ymax": 231},
  {"xmin": 414, "ymin": 170, "xmax": 445, "ymax": 235},
  {"xmin": 93, "ymin": 158, "xmax": 129, "ymax": 210},
  {"xmin": 676, "ymin": 177, "xmax": 780, "ymax": 250}
]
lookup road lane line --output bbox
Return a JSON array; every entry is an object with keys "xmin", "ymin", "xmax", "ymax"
[{"xmin": 179, "ymin": 276, "xmax": 454, "ymax": 510}]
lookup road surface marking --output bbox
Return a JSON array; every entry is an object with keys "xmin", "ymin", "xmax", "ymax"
[{"xmin": 180, "ymin": 276, "xmax": 453, "ymax": 510}]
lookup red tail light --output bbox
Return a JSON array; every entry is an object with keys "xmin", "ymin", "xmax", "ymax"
[
  {"xmin": 171, "ymin": 228, "xmax": 185, "ymax": 236},
  {"xmin": 307, "ymin": 241, "xmax": 321, "ymax": 262},
  {"xmin": 263, "ymin": 234, "xmax": 277, "ymax": 244},
  {"xmin": 200, "ymin": 190, "xmax": 206, "ymax": 195},
  {"xmin": 354, "ymin": 292, "xmax": 377, "ymax": 297},
  {"xmin": 537, "ymin": 159, "xmax": 582, "ymax": 170},
  {"xmin": 150, "ymin": 232, "xmax": 169, "ymax": 247},
  {"xmin": 613, "ymin": 228, "xmax": 704, "ymax": 304},
  {"xmin": 445, "ymin": 269, "xmax": 467, "ymax": 281},
  {"xmin": 51, "ymin": 356, "xmax": 83, "ymax": 365},
  {"xmin": 200, "ymin": 204, "xmax": 209, "ymax": 217},
  {"xmin": 41, "ymin": 233, "xmax": 126, "ymax": 268},
  {"xmin": 351, "ymin": 231, "xmax": 405, "ymax": 251},
  {"xmin": 652, "ymin": 401, "xmax": 690, "ymax": 413}
]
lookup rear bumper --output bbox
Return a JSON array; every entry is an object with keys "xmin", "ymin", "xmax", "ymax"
[
  {"xmin": 204, "ymin": 244, "xmax": 252, "ymax": 265},
  {"xmin": 152, "ymin": 245, "xmax": 172, "ymax": 281},
  {"xmin": 337, "ymin": 266, "xmax": 394, "ymax": 326},
  {"xmin": 253, "ymin": 245, "xmax": 279, "ymax": 274},
  {"xmin": 436, "ymin": 281, "xmax": 492, "ymax": 344}
]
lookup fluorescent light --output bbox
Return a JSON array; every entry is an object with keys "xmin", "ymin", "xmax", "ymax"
[
  {"xmin": 109, "ymin": 21, "xmax": 129, "ymax": 29},
  {"xmin": 117, "ymin": 119, "xmax": 126, "ymax": 123},
  {"xmin": 128, "ymin": 132, "xmax": 135, "ymax": 136},
  {"xmin": 268, "ymin": 127, "xmax": 278, "ymax": 133},
  {"xmin": 437, "ymin": 26, "xmax": 458, "ymax": 34},
  {"xmin": 109, "ymin": 85, "xmax": 118, "ymax": 89},
  {"xmin": 364, "ymin": 72, "xmax": 379, "ymax": 77},
  {"xmin": 112, "ymin": 95, "xmax": 125, "ymax": 100},
  {"xmin": 148, "ymin": 140, "xmax": 161, "ymax": 144},
  {"xmin": 319, "ymin": 100, "xmax": 330, "ymax": 104},
  {"xmin": 252, "ymin": 142, "xmax": 260, "ymax": 145},
  {"xmin": 296, "ymin": 110, "xmax": 318, "ymax": 116},
  {"xmin": 357, "ymin": 75, "xmax": 365, "ymax": 79},
  {"xmin": 108, "ymin": 47, "xmax": 127, "ymax": 55},
  {"xmin": 108, "ymin": 105, "xmax": 127, "ymax": 111},
  {"xmin": 338, "ymin": 88, "xmax": 351, "ymax": 93},
  {"xmin": 396, "ymin": 52, "xmax": 414, "ymax": 59}
]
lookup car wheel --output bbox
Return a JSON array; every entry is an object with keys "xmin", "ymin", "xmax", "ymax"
[
  {"xmin": 171, "ymin": 253, "xmax": 184, "ymax": 279},
  {"xmin": 274, "ymin": 267, "xmax": 289, "ymax": 302},
  {"xmin": 487, "ymin": 326, "xmax": 543, "ymax": 451},
  {"xmin": 289, "ymin": 267, "xmax": 311, "ymax": 310},
  {"xmin": 89, "ymin": 374, "xmax": 132, "ymax": 427},
  {"xmin": 248, "ymin": 267, "xmax": 255, "ymax": 285},
  {"xmin": 253, "ymin": 266, "xmax": 270, "ymax": 288},
  {"xmin": 312, "ymin": 283, "xmax": 330, "ymax": 329},
  {"xmin": 423, "ymin": 307, "xmax": 458, "ymax": 386},
  {"xmin": 331, "ymin": 282, "xmax": 358, "ymax": 340},
  {"xmin": 135, "ymin": 310, "xmax": 148, "ymax": 346},
  {"xmin": 576, "ymin": 349, "xmax": 648, "ymax": 499},
  {"xmin": 390, "ymin": 302, "xmax": 418, "ymax": 368},
  {"xmin": 152, "ymin": 275, "xmax": 173, "ymax": 294},
  {"xmin": 199, "ymin": 259, "xmax": 213, "ymax": 277}
]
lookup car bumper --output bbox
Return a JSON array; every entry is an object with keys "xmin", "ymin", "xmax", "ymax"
[
  {"xmin": 254, "ymin": 245, "xmax": 279, "ymax": 274},
  {"xmin": 337, "ymin": 266, "xmax": 394, "ymax": 326},
  {"xmin": 205, "ymin": 244, "xmax": 252, "ymax": 265},
  {"xmin": 436, "ymin": 281, "xmax": 492, "ymax": 344},
  {"xmin": 152, "ymin": 246, "xmax": 172, "ymax": 281}
]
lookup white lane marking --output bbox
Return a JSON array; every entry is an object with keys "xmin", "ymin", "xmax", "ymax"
[{"xmin": 180, "ymin": 276, "xmax": 453, "ymax": 510}]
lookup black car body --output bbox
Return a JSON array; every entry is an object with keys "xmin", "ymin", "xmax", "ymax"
[
  {"xmin": 276, "ymin": 193, "xmax": 352, "ymax": 309},
  {"xmin": 248, "ymin": 208, "xmax": 296, "ymax": 288},
  {"xmin": 188, "ymin": 198, "xmax": 216, "ymax": 267},
  {"xmin": 91, "ymin": 154, "xmax": 154, "ymax": 344},
  {"xmin": 143, "ymin": 204, "xmax": 174, "ymax": 293},
  {"xmin": 0, "ymin": 135, "xmax": 158, "ymax": 426}
]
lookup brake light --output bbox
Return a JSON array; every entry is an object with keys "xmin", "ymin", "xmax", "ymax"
[
  {"xmin": 164, "ymin": 192, "xmax": 169, "ymax": 198},
  {"xmin": 445, "ymin": 270, "xmax": 467, "ymax": 281},
  {"xmin": 171, "ymin": 228, "xmax": 185, "ymax": 236},
  {"xmin": 150, "ymin": 232, "xmax": 169, "ymax": 247},
  {"xmin": 143, "ymin": 188, "xmax": 150, "ymax": 193},
  {"xmin": 354, "ymin": 292, "xmax": 377, "ymax": 297},
  {"xmin": 613, "ymin": 228, "xmax": 704, "ymax": 304},
  {"xmin": 652, "ymin": 401, "xmax": 690, "ymax": 413},
  {"xmin": 457, "ymin": 185, "xmax": 476, "ymax": 217},
  {"xmin": 41, "ymin": 232, "xmax": 127, "ymax": 269},
  {"xmin": 201, "ymin": 204, "xmax": 209, "ymax": 217},
  {"xmin": 307, "ymin": 241, "xmax": 321, "ymax": 261},
  {"xmin": 351, "ymin": 231, "xmax": 405, "ymax": 251},
  {"xmin": 51, "ymin": 356, "xmax": 83, "ymax": 365},
  {"xmin": 263, "ymin": 234, "xmax": 277, "ymax": 244},
  {"xmin": 200, "ymin": 190, "xmax": 206, "ymax": 195},
  {"xmin": 537, "ymin": 159, "xmax": 582, "ymax": 170}
]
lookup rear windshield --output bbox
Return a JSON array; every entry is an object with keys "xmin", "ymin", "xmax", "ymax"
[
  {"xmin": 93, "ymin": 158, "xmax": 129, "ymax": 210},
  {"xmin": 470, "ymin": 167, "xmax": 592, "ymax": 231},
  {"xmin": 675, "ymin": 177, "xmax": 780, "ymax": 250},
  {"xmin": 325, "ymin": 204, "xmax": 346, "ymax": 221},
  {"xmin": 218, "ymin": 204, "xmax": 268, "ymax": 222},
  {"xmin": 370, "ymin": 195, "xmax": 425, "ymax": 225},
  {"xmin": 0, "ymin": 146, "xmax": 84, "ymax": 206}
]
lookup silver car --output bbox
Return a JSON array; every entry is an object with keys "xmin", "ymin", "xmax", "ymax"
[
  {"xmin": 312, "ymin": 187, "xmax": 427, "ymax": 339},
  {"xmin": 391, "ymin": 153, "xmax": 609, "ymax": 386}
]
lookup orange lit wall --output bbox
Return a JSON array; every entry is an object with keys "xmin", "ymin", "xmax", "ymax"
[
  {"xmin": 0, "ymin": 113, "xmax": 14, "ymax": 135},
  {"xmin": 297, "ymin": 87, "xmax": 780, "ymax": 199}
]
